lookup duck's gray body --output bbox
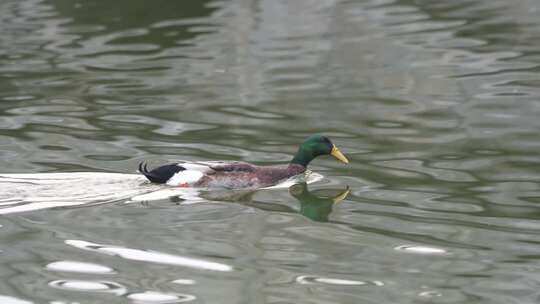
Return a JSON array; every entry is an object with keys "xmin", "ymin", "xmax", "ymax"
[{"xmin": 139, "ymin": 161, "xmax": 306, "ymax": 189}]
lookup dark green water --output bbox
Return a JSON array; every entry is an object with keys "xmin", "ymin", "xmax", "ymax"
[{"xmin": 2, "ymin": 0, "xmax": 540, "ymax": 303}]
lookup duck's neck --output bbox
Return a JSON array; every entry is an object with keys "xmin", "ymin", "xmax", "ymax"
[{"xmin": 290, "ymin": 147, "xmax": 315, "ymax": 168}]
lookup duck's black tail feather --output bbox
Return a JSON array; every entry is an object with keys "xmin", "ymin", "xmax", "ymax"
[{"xmin": 138, "ymin": 162, "xmax": 184, "ymax": 184}]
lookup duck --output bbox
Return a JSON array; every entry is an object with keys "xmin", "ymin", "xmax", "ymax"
[{"xmin": 138, "ymin": 134, "xmax": 349, "ymax": 189}]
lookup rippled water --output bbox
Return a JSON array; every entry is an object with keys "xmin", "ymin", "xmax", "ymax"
[{"xmin": 2, "ymin": 0, "xmax": 540, "ymax": 303}]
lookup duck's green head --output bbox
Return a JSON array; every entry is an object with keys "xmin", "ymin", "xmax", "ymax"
[{"xmin": 290, "ymin": 134, "xmax": 349, "ymax": 167}]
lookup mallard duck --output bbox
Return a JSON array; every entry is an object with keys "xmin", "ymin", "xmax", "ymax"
[{"xmin": 139, "ymin": 134, "xmax": 349, "ymax": 189}]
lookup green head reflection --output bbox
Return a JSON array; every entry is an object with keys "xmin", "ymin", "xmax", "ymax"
[{"xmin": 289, "ymin": 183, "xmax": 350, "ymax": 222}]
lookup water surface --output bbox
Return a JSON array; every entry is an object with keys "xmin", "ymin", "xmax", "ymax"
[{"xmin": 2, "ymin": 0, "xmax": 540, "ymax": 303}]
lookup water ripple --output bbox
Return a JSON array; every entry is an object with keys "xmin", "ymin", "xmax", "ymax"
[
  {"xmin": 48, "ymin": 279, "xmax": 127, "ymax": 295},
  {"xmin": 295, "ymin": 275, "xmax": 383, "ymax": 286},
  {"xmin": 65, "ymin": 240, "xmax": 233, "ymax": 272},
  {"xmin": 0, "ymin": 295, "xmax": 32, "ymax": 304},
  {"xmin": 394, "ymin": 245, "xmax": 449, "ymax": 255},
  {"xmin": 46, "ymin": 260, "xmax": 115, "ymax": 274},
  {"xmin": 127, "ymin": 291, "xmax": 196, "ymax": 303}
]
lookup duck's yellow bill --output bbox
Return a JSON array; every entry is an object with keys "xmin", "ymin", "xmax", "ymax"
[{"xmin": 331, "ymin": 145, "xmax": 349, "ymax": 164}]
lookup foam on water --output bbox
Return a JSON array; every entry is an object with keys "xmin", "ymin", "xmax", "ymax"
[{"xmin": 0, "ymin": 173, "xmax": 153, "ymax": 214}]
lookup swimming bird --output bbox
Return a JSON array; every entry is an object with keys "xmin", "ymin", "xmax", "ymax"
[{"xmin": 139, "ymin": 134, "xmax": 349, "ymax": 189}]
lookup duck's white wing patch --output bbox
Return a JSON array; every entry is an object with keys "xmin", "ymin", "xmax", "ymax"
[{"xmin": 166, "ymin": 169, "xmax": 204, "ymax": 186}]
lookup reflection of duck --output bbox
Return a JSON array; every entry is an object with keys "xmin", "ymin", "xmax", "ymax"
[
  {"xmin": 139, "ymin": 134, "xmax": 348, "ymax": 189},
  {"xmin": 289, "ymin": 183, "xmax": 350, "ymax": 222},
  {"xmin": 136, "ymin": 182, "xmax": 350, "ymax": 222},
  {"xmin": 239, "ymin": 183, "xmax": 350, "ymax": 222}
]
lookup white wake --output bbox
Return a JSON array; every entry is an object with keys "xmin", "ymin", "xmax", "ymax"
[{"xmin": 0, "ymin": 171, "xmax": 323, "ymax": 214}]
